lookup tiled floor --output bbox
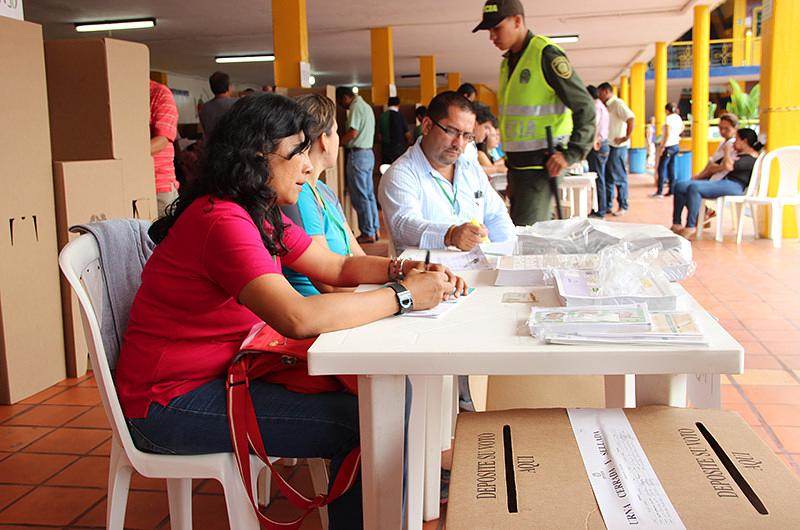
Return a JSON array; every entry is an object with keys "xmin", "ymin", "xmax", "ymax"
[{"xmin": 1, "ymin": 172, "xmax": 799, "ymax": 529}]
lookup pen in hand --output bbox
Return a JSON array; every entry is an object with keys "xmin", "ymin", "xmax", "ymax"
[{"xmin": 424, "ymin": 250, "xmax": 431, "ymax": 272}]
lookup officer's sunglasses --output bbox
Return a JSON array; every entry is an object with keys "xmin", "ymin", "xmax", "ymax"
[{"xmin": 430, "ymin": 118, "xmax": 476, "ymax": 143}]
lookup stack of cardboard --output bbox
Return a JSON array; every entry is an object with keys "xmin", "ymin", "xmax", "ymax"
[
  {"xmin": 0, "ymin": 17, "xmax": 66, "ymax": 403},
  {"xmin": 45, "ymin": 38, "xmax": 155, "ymax": 376}
]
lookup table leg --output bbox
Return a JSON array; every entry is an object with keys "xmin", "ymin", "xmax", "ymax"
[
  {"xmin": 687, "ymin": 373, "xmax": 722, "ymax": 408},
  {"xmin": 405, "ymin": 376, "xmax": 429, "ymax": 530},
  {"xmin": 578, "ymin": 188, "xmax": 589, "ymax": 218},
  {"xmin": 441, "ymin": 375, "xmax": 455, "ymax": 451},
  {"xmin": 635, "ymin": 374, "xmax": 688, "ymax": 406},
  {"xmin": 604, "ymin": 374, "xmax": 636, "ymax": 407},
  {"xmin": 358, "ymin": 374, "xmax": 406, "ymax": 530},
  {"xmin": 423, "ymin": 376, "xmax": 444, "ymax": 521}
]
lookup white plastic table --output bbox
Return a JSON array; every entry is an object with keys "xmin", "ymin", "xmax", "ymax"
[
  {"xmin": 307, "ymin": 256, "xmax": 743, "ymax": 530},
  {"xmin": 562, "ymin": 173, "xmax": 598, "ymax": 218}
]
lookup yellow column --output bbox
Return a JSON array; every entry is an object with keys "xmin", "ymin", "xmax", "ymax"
[
  {"xmin": 760, "ymin": 0, "xmax": 800, "ymax": 238},
  {"xmin": 691, "ymin": 5, "xmax": 710, "ymax": 174},
  {"xmin": 370, "ymin": 27, "xmax": 395, "ymax": 107},
  {"xmin": 619, "ymin": 75, "xmax": 629, "ymax": 106},
  {"xmin": 654, "ymin": 42, "xmax": 668, "ymax": 137},
  {"xmin": 732, "ymin": 0, "xmax": 747, "ymax": 66},
  {"xmin": 272, "ymin": 0, "xmax": 309, "ymax": 88},
  {"xmin": 420, "ymin": 56, "xmax": 437, "ymax": 106},
  {"xmin": 630, "ymin": 63, "xmax": 646, "ymax": 149},
  {"xmin": 612, "ymin": 84, "xmax": 618, "ymax": 97},
  {"xmin": 447, "ymin": 72, "xmax": 461, "ymax": 92}
]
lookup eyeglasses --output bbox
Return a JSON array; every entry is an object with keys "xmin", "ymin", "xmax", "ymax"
[{"xmin": 431, "ymin": 118, "xmax": 476, "ymax": 143}]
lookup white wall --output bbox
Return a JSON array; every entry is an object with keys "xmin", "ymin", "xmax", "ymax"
[{"xmin": 164, "ymin": 71, "xmax": 261, "ymax": 124}]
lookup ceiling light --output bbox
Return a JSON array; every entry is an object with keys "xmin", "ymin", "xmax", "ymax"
[
  {"xmin": 215, "ymin": 54, "xmax": 275, "ymax": 64},
  {"xmin": 308, "ymin": 75, "xmax": 316, "ymax": 86},
  {"xmin": 352, "ymin": 87, "xmax": 359, "ymax": 94},
  {"xmin": 548, "ymin": 35, "xmax": 580, "ymax": 44},
  {"xmin": 75, "ymin": 18, "xmax": 156, "ymax": 32}
]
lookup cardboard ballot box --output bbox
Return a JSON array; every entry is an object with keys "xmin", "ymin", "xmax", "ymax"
[{"xmin": 448, "ymin": 407, "xmax": 800, "ymax": 529}]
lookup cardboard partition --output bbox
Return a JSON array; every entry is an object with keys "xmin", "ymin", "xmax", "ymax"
[
  {"xmin": 53, "ymin": 160, "xmax": 127, "ymax": 376},
  {"xmin": 45, "ymin": 38, "xmax": 150, "ymax": 162},
  {"xmin": 0, "ymin": 17, "xmax": 66, "ymax": 403},
  {"xmin": 448, "ymin": 407, "xmax": 800, "ymax": 529},
  {"xmin": 486, "ymin": 375, "xmax": 606, "ymax": 410},
  {"xmin": 121, "ymin": 157, "xmax": 157, "ymax": 221}
]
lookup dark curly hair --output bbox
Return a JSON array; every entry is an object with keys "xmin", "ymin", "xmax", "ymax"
[{"xmin": 149, "ymin": 93, "xmax": 312, "ymax": 258}]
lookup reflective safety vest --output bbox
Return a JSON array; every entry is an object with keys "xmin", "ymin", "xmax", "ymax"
[{"xmin": 498, "ymin": 35, "xmax": 573, "ymax": 154}]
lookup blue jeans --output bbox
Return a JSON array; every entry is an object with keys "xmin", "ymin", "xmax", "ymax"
[
  {"xmin": 605, "ymin": 146, "xmax": 629, "ymax": 211},
  {"xmin": 684, "ymin": 179, "xmax": 745, "ymax": 228},
  {"xmin": 671, "ymin": 179, "xmax": 693, "ymax": 225},
  {"xmin": 657, "ymin": 145, "xmax": 680, "ymax": 195},
  {"xmin": 587, "ymin": 140, "xmax": 609, "ymax": 215},
  {"xmin": 346, "ymin": 149, "xmax": 380, "ymax": 237},
  {"xmin": 128, "ymin": 379, "xmax": 363, "ymax": 530}
]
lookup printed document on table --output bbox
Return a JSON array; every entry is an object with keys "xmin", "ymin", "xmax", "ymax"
[
  {"xmin": 437, "ymin": 247, "xmax": 492, "ymax": 271},
  {"xmin": 404, "ymin": 288, "xmax": 476, "ymax": 318},
  {"xmin": 567, "ymin": 408, "xmax": 686, "ymax": 530}
]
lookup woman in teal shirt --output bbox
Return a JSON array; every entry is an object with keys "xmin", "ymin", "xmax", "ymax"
[{"xmin": 282, "ymin": 93, "xmax": 366, "ymax": 295}]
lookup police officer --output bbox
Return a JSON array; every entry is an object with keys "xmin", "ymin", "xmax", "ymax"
[{"xmin": 474, "ymin": 0, "xmax": 596, "ymax": 225}]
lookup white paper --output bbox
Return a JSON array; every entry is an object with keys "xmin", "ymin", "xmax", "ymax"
[
  {"xmin": 479, "ymin": 238, "xmax": 516, "ymax": 256},
  {"xmin": 403, "ymin": 288, "xmax": 476, "ymax": 319},
  {"xmin": 567, "ymin": 408, "xmax": 686, "ymax": 530},
  {"xmin": 436, "ymin": 247, "xmax": 492, "ymax": 271}
]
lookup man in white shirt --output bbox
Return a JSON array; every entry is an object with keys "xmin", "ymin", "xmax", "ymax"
[
  {"xmin": 379, "ymin": 91, "xmax": 516, "ymax": 254},
  {"xmin": 652, "ymin": 102, "xmax": 685, "ymax": 197},
  {"xmin": 598, "ymin": 82, "xmax": 635, "ymax": 216}
]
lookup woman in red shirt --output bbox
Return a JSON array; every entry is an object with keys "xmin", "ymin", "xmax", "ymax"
[{"xmin": 116, "ymin": 93, "xmax": 464, "ymax": 529}]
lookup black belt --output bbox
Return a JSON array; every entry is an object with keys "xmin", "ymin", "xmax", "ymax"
[{"xmin": 349, "ymin": 147, "xmax": 372, "ymax": 151}]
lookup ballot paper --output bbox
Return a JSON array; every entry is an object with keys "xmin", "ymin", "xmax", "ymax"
[
  {"xmin": 529, "ymin": 304, "xmax": 651, "ymax": 337},
  {"xmin": 567, "ymin": 408, "xmax": 686, "ymax": 530},
  {"xmin": 437, "ymin": 247, "xmax": 492, "ymax": 271},
  {"xmin": 404, "ymin": 288, "xmax": 477, "ymax": 318}
]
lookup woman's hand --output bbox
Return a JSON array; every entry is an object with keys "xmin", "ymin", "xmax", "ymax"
[
  {"xmin": 401, "ymin": 269, "xmax": 453, "ymax": 310},
  {"xmin": 401, "ymin": 261, "xmax": 468, "ymax": 303}
]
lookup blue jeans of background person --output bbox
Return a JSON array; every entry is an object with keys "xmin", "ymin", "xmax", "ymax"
[
  {"xmin": 587, "ymin": 140, "xmax": 609, "ymax": 215},
  {"xmin": 128, "ymin": 379, "xmax": 363, "ymax": 530},
  {"xmin": 684, "ymin": 179, "xmax": 745, "ymax": 228},
  {"xmin": 657, "ymin": 144, "xmax": 680, "ymax": 195},
  {"xmin": 347, "ymin": 149, "xmax": 380, "ymax": 238},
  {"xmin": 605, "ymin": 145, "xmax": 629, "ymax": 211},
  {"xmin": 671, "ymin": 179, "xmax": 694, "ymax": 225}
]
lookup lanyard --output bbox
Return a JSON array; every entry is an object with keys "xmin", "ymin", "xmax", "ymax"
[
  {"xmin": 432, "ymin": 175, "xmax": 458, "ymax": 215},
  {"xmin": 309, "ymin": 184, "xmax": 352, "ymax": 256}
]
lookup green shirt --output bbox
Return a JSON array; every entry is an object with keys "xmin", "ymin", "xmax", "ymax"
[
  {"xmin": 346, "ymin": 95, "xmax": 376, "ymax": 149},
  {"xmin": 503, "ymin": 31, "xmax": 595, "ymax": 168}
]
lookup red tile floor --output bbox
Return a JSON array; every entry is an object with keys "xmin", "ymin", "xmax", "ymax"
[{"xmin": 1, "ymin": 173, "xmax": 799, "ymax": 529}]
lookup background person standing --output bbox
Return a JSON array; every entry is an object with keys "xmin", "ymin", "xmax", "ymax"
[
  {"xmin": 473, "ymin": 0, "xmax": 595, "ymax": 226},
  {"xmin": 586, "ymin": 85, "xmax": 609, "ymax": 217},
  {"xmin": 336, "ymin": 86, "xmax": 380, "ymax": 244},
  {"xmin": 597, "ymin": 82, "xmax": 635, "ymax": 216},
  {"xmin": 652, "ymin": 102, "xmax": 685, "ymax": 197}
]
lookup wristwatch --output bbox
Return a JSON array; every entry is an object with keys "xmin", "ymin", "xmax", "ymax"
[{"xmin": 386, "ymin": 282, "xmax": 413, "ymax": 315}]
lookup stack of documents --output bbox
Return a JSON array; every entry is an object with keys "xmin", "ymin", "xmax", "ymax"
[
  {"xmin": 495, "ymin": 254, "xmax": 598, "ymax": 286},
  {"xmin": 554, "ymin": 268, "xmax": 677, "ymax": 311},
  {"xmin": 529, "ymin": 304, "xmax": 707, "ymax": 345},
  {"xmin": 529, "ymin": 304, "xmax": 652, "ymax": 337}
]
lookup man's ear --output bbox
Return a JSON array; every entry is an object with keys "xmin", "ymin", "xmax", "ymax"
[
  {"xmin": 512, "ymin": 14, "xmax": 524, "ymax": 30},
  {"xmin": 420, "ymin": 116, "xmax": 433, "ymax": 136}
]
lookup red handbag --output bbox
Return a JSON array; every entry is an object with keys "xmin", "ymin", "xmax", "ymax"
[{"xmin": 226, "ymin": 322, "xmax": 360, "ymax": 529}]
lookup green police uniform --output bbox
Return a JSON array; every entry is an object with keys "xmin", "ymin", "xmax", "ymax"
[{"xmin": 499, "ymin": 31, "xmax": 595, "ymax": 225}]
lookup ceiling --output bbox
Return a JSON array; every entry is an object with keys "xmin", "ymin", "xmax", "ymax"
[{"xmin": 23, "ymin": 0, "xmax": 724, "ymax": 89}]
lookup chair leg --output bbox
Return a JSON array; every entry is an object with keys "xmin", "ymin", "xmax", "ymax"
[
  {"xmin": 107, "ymin": 441, "xmax": 133, "ymax": 530},
  {"xmin": 221, "ymin": 460, "xmax": 260, "ymax": 530},
  {"xmin": 771, "ymin": 204, "xmax": 783, "ymax": 248},
  {"xmin": 697, "ymin": 202, "xmax": 706, "ymax": 238},
  {"xmin": 166, "ymin": 478, "xmax": 193, "ymax": 530},
  {"xmin": 730, "ymin": 203, "xmax": 739, "ymax": 233},
  {"xmin": 715, "ymin": 198, "xmax": 724, "ymax": 242},
  {"xmin": 308, "ymin": 459, "xmax": 330, "ymax": 530}
]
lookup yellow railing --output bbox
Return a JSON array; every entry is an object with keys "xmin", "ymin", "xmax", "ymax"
[{"xmin": 667, "ymin": 37, "xmax": 761, "ymax": 68}]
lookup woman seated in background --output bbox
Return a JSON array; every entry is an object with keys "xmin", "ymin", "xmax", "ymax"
[
  {"xmin": 281, "ymin": 93, "xmax": 366, "ymax": 295},
  {"xmin": 672, "ymin": 127, "xmax": 762, "ymax": 240},
  {"xmin": 115, "ymin": 93, "xmax": 465, "ymax": 529},
  {"xmin": 477, "ymin": 125, "xmax": 507, "ymax": 177}
]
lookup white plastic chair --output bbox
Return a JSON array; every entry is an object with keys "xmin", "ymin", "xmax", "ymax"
[
  {"xmin": 697, "ymin": 151, "xmax": 766, "ymax": 242},
  {"xmin": 736, "ymin": 146, "xmax": 800, "ymax": 248},
  {"xmin": 58, "ymin": 234, "xmax": 329, "ymax": 530}
]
